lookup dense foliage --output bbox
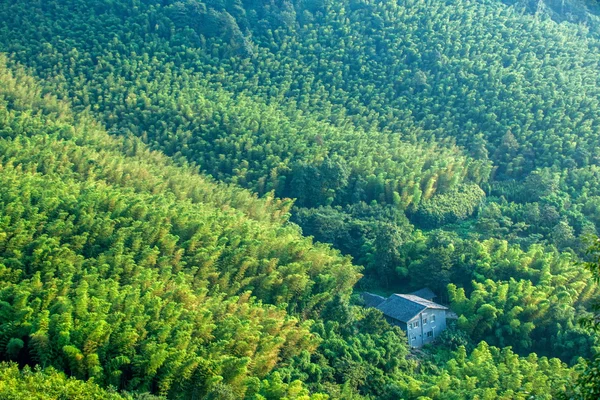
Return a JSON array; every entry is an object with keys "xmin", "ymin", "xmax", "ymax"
[
  {"xmin": 0, "ymin": 362, "xmax": 130, "ymax": 400},
  {"xmin": 569, "ymin": 239, "xmax": 600, "ymax": 399},
  {"xmin": 2, "ymin": 0, "xmax": 600, "ymax": 397},
  {"xmin": 0, "ymin": 50, "xmax": 585, "ymax": 399},
  {"xmin": 3, "ymin": 0, "xmax": 600, "ymax": 262},
  {"xmin": 0, "ymin": 60, "xmax": 358, "ymax": 398}
]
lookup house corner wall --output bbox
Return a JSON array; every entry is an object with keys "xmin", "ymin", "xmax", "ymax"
[{"xmin": 406, "ymin": 308, "xmax": 447, "ymax": 348}]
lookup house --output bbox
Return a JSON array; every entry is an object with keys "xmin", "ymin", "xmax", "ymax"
[
  {"xmin": 409, "ymin": 287, "xmax": 437, "ymax": 302},
  {"xmin": 361, "ymin": 292, "xmax": 386, "ymax": 308},
  {"xmin": 361, "ymin": 291, "xmax": 448, "ymax": 348}
]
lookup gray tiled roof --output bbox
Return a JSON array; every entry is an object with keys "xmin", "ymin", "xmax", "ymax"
[
  {"xmin": 376, "ymin": 294, "xmax": 448, "ymax": 323},
  {"xmin": 410, "ymin": 288, "xmax": 437, "ymax": 300},
  {"xmin": 361, "ymin": 292, "xmax": 386, "ymax": 308}
]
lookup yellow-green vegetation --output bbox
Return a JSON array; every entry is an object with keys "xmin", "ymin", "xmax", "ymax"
[
  {"xmin": 0, "ymin": 59, "xmax": 358, "ymax": 398},
  {"xmin": 0, "ymin": 362, "xmax": 130, "ymax": 400},
  {"xmin": 1, "ymin": 0, "xmax": 600, "ymax": 397},
  {"xmin": 0, "ymin": 48, "xmax": 582, "ymax": 400}
]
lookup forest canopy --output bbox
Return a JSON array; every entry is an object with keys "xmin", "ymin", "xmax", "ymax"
[{"xmin": 1, "ymin": 0, "xmax": 600, "ymax": 398}]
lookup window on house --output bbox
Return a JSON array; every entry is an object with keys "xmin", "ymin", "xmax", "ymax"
[
  {"xmin": 423, "ymin": 317, "xmax": 428, "ymax": 324},
  {"xmin": 426, "ymin": 331, "xmax": 433, "ymax": 338},
  {"xmin": 414, "ymin": 321, "xmax": 419, "ymax": 328},
  {"xmin": 408, "ymin": 323, "xmax": 412, "ymax": 329},
  {"xmin": 431, "ymin": 314, "xmax": 436, "ymax": 322}
]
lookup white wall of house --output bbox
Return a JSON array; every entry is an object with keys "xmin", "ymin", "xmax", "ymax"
[
  {"xmin": 405, "ymin": 308, "xmax": 447, "ymax": 348},
  {"xmin": 405, "ymin": 314, "xmax": 423, "ymax": 348}
]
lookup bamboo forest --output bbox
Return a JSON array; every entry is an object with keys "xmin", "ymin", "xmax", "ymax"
[{"xmin": 1, "ymin": 0, "xmax": 600, "ymax": 398}]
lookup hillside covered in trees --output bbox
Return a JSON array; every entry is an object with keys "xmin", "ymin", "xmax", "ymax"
[
  {"xmin": 1, "ymin": 0, "xmax": 600, "ymax": 398},
  {"xmin": 0, "ymin": 51, "xmax": 584, "ymax": 399}
]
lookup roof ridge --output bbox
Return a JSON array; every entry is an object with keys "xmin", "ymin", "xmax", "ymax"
[{"xmin": 395, "ymin": 293, "xmax": 448, "ymax": 309}]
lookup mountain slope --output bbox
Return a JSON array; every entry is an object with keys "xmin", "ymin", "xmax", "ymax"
[
  {"xmin": 4, "ymin": 0, "xmax": 600, "ymax": 253},
  {"xmin": 0, "ymin": 51, "xmax": 583, "ymax": 400},
  {"xmin": 0, "ymin": 58, "xmax": 361, "ymax": 398},
  {"xmin": 0, "ymin": 0, "xmax": 490, "ymax": 210}
]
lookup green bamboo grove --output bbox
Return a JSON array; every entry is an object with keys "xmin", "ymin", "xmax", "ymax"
[{"xmin": 1, "ymin": 0, "xmax": 600, "ymax": 397}]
